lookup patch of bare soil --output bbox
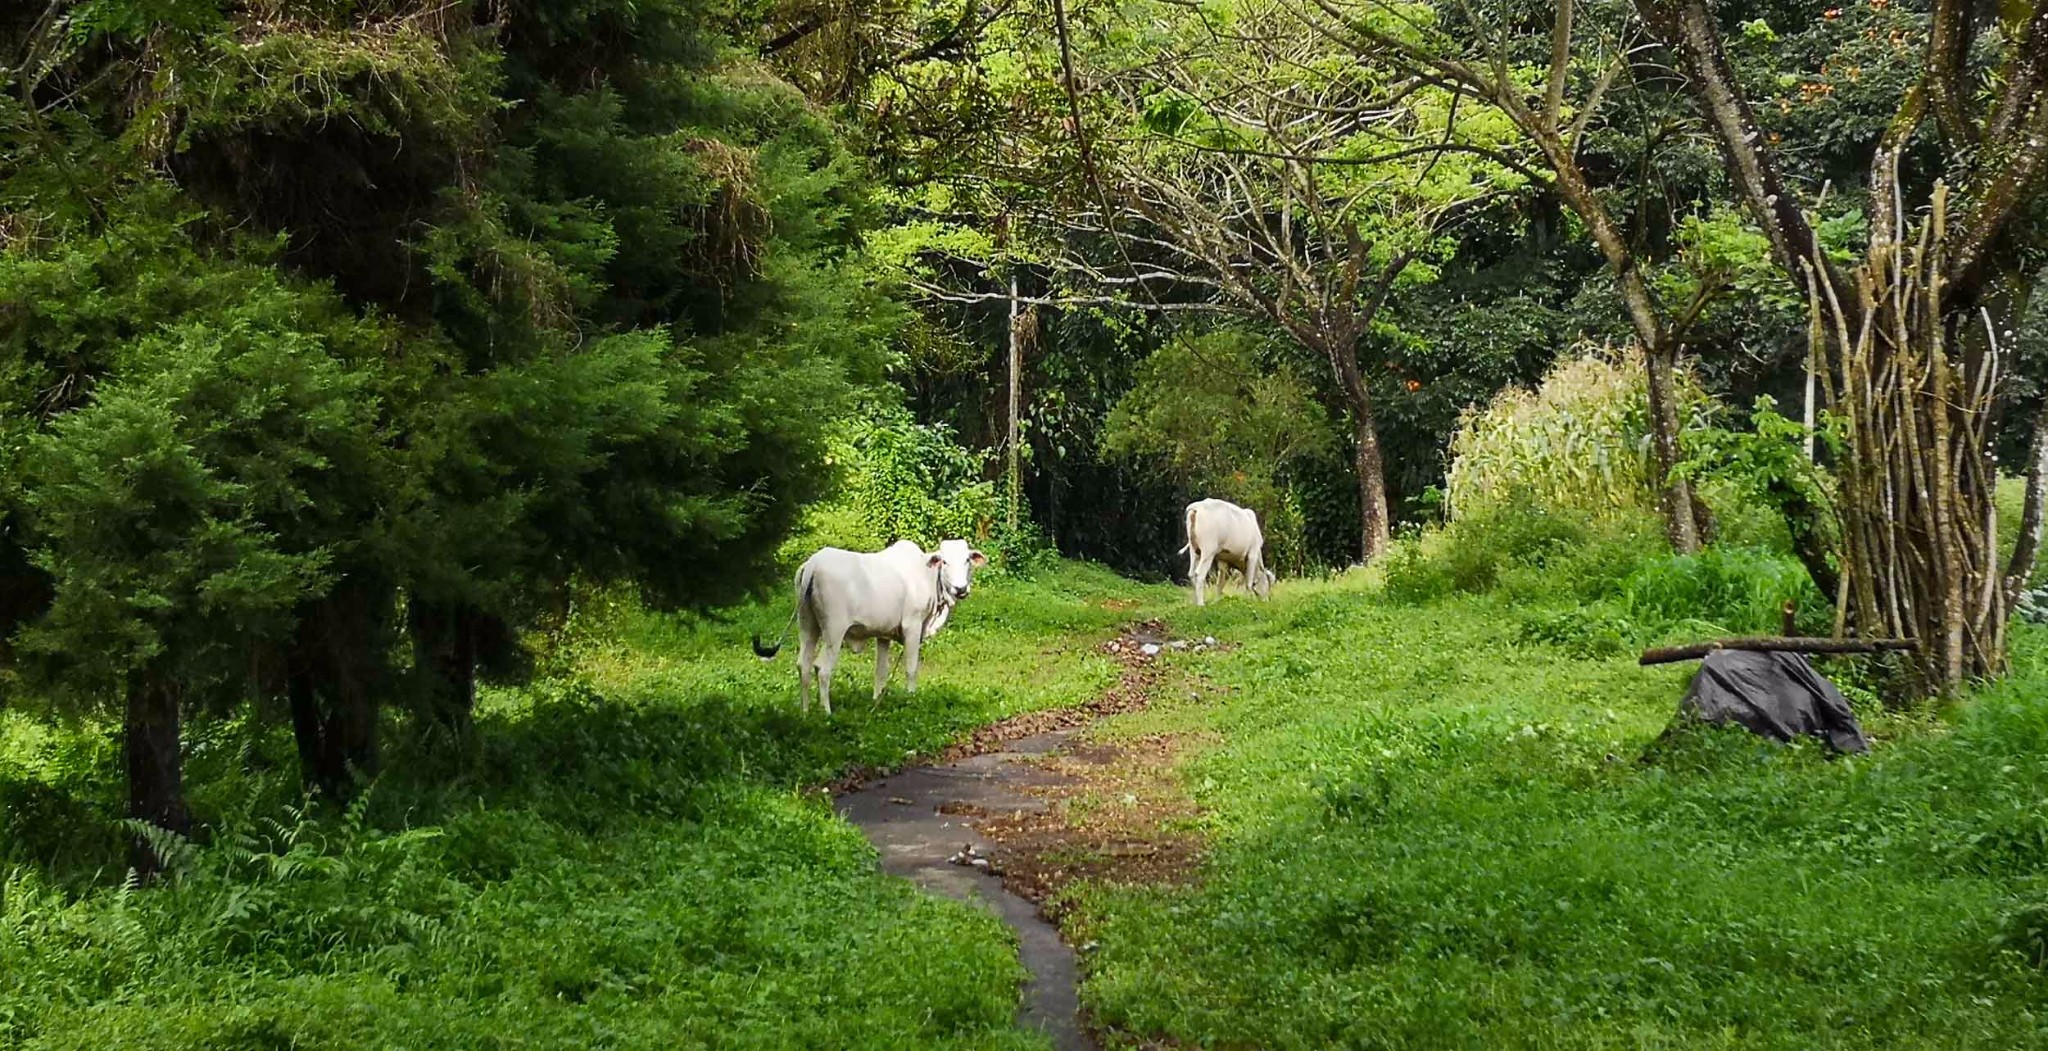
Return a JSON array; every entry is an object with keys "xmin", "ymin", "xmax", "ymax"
[
  {"xmin": 833, "ymin": 619, "xmax": 1218, "ymax": 1051},
  {"xmin": 946, "ymin": 620, "xmax": 1214, "ymax": 917},
  {"xmin": 975, "ymin": 732, "xmax": 1209, "ymax": 915}
]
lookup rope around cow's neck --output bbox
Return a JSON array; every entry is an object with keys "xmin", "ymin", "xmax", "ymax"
[{"xmin": 923, "ymin": 562, "xmax": 956, "ymax": 638}]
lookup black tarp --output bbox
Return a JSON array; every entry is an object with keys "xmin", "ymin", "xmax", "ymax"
[
  {"xmin": 2018, "ymin": 584, "xmax": 2048, "ymax": 625},
  {"xmin": 1676, "ymin": 649, "xmax": 1870, "ymax": 754}
]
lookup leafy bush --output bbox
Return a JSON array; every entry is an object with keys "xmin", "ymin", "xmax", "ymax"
[
  {"xmin": 1102, "ymin": 327, "xmax": 1340, "ymax": 573},
  {"xmin": 1618, "ymin": 546, "xmax": 1827, "ymax": 638},
  {"xmin": 805, "ymin": 404, "xmax": 1000, "ymax": 554},
  {"xmin": 1382, "ymin": 504, "xmax": 1616, "ymax": 603},
  {"xmin": 1383, "ymin": 499, "xmax": 1821, "ymax": 651},
  {"xmin": 1678, "ymin": 396, "xmax": 1838, "ymax": 579}
]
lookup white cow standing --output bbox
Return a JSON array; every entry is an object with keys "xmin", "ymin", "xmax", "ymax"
[
  {"xmin": 753, "ymin": 539, "xmax": 986, "ymax": 714},
  {"xmin": 1179, "ymin": 498, "xmax": 1275, "ymax": 606}
]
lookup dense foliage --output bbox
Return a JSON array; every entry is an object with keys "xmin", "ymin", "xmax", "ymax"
[
  {"xmin": 3, "ymin": 0, "xmax": 2047, "ymax": 1046},
  {"xmin": 1, "ymin": 0, "xmax": 895, "ymax": 850},
  {"xmin": 1447, "ymin": 347, "xmax": 1710, "ymax": 523}
]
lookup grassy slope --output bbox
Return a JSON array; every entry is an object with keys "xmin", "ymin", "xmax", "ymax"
[
  {"xmin": 0, "ymin": 563, "xmax": 1171, "ymax": 1050},
  {"xmin": 1076, "ymin": 572, "xmax": 2048, "ymax": 1049}
]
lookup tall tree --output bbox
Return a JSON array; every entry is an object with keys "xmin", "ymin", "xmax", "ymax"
[
  {"xmin": 1050, "ymin": 1, "xmax": 1521, "ymax": 559},
  {"xmin": 1309, "ymin": 0, "xmax": 1766, "ymax": 552},
  {"xmin": 1, "ymin": 0, "xmax": 892, "ymax": 867}
]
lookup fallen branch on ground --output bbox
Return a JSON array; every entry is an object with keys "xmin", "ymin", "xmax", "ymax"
[{"xmin": 1639, "ymin": 637, "xmax": 1917, "ymax": 666}]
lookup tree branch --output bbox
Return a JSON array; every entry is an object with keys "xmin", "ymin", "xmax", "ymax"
[
  {"xmin": 1635, "ymin": 0, "xmax": 1848, "ymax": 310},
  {"xmin": 1544, "ymin": 0, "xmax": 1574, "ymax": 133},
  {"xmin": 1568, "ymin": 51, "xmax": 1627, "ymax": 156},
  {"xmin": 2007, "ymin": 394, "xmax": 2048, "ymax": 604},
  {"xmin": 1985, "ymin": 1, "xmax": 2046, "ymax": 146},
  {"xmin": 904, "ymin": 278, "xmax": 1233, "ymax": 312},
  {"xmin": 758, "ymin": 15, "xmax": 827, "ymax": 56},
  {"xmin": 1639, "ymin": 637, "xmax": 1916, "ymax": 665},
  {"xmin": 1924, "ymin": 0, "xmax": 1981, "ymax": 147},
  {"xmin": 1142, "ymin": 134, "xmax": 1546, "ymax": 183}
]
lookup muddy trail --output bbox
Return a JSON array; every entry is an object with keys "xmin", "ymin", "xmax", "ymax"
[{"xmin": 835, "ymin": 620, "xmax": 1214, "ymax": 1051}]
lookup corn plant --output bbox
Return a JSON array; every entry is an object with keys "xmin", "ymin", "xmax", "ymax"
[{"xmin": 1446, "ymin": 345, "xmax": 1709, "ymax": 522}]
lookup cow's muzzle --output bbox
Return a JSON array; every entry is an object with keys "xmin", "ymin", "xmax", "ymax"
[{"xmin": 950, "ymin": 585, "xmax": 971, "ymax": 601}]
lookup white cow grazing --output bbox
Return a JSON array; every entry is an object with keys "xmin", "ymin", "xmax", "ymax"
[
  {"xmin": 753, "ymin": 539, "xmax": 986, "ymax": 714},
  {"xmin": 1179, "ymin": 498, "xmax": 1274, "ymax": 606}
]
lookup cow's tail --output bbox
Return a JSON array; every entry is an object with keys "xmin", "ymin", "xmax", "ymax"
[{"xmin": 752, "ymin": 569, "xmax": 814, "ymax": 659}]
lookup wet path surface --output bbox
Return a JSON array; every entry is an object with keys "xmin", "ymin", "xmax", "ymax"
[{"xmin": 837, "ymin": 729, "xmax": 1097, "ymax": 1051}]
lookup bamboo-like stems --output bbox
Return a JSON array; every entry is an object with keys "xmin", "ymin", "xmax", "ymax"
[{"xmin": 1812, "ymin": 169, "xmax": 2009, "ymax": 694}]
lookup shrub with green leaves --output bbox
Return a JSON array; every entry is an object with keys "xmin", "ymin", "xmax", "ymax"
[
  {"xmin": 1678, "ymin": 396, "xmax": 1841, "ymax": 592},
  {"xmin": 1102, "ymin": 327, "xmax": 1339, "ymax": 572},
  {"xmin": 813, "ymin": 404, "xmax": 1000, "ymax": 552}
]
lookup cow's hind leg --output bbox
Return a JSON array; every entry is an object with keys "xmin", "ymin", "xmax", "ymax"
[
  {"xmin": 815, "ymin": 630, "xmax": 844, "ymax": 716},
  {"xmin": 873, "ymin": 638, "xmax": 892, "ymax": 701},
  {"xmin": 1192, "ymin": 548, "xmax": 1217, "ymax": 606},
  {"xmin": 796, "ymin": 622, "xmax": 818, "ymax": 712}
]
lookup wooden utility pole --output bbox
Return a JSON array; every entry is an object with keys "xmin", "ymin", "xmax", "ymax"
[{"xmin": 1006, "ymin": 277, "xmax": 1023, "ymax": 531}]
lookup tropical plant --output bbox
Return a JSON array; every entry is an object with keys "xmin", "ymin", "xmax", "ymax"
[{"xmin": 1447, "ymin": 345, "xmax": 1709, "ymax": 523}]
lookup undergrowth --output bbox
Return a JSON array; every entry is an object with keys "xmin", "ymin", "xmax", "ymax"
[
  {"xmin": 0, "ymin": 562, "xmax": 1162, "ymax": 1049},
  {"xmin": 1075, "ymin": 577, "xmax": 2048, "ymax": 1050},
  {"xmin": 1382, "ymin": 505, "xmax": 1827, "ymax": 658},
  {"xmin": 9, "ymin": 541, "xmax": 2048, "ymax": 1050}
]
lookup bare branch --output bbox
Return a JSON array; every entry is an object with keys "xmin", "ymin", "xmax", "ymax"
[
  {"xmin": 1567, "ymin": 51, "xmax": 1627, "ymax": 156},
  {"xmin": 903, "ymin": 278, "xmax": 1233, "ymax": 312},
  {"xmin": 1544, "ymin": 0, "xmax": 1574, "ymax": 133}
]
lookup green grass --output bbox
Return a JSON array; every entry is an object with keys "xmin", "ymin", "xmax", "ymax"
[
  {"xmin": 0, "ymin": 561, "xmax": 1174, "ymax": 1050},
  {"xmin": 1071, "ymin": 573, "xmax": 2048, "ymax": 1049},
  {"xmin": 9, "ymin": 546, "xmax": 2048, "ymax": 1049}
]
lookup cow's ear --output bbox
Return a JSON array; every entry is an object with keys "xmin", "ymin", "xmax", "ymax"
[
  {"xmin": 927, "ymin": 553, "xmax": 945, "ymax": 568},
  {"xmin": 969, "ymin": 550, "xmax": 988, "ymax": 567}
]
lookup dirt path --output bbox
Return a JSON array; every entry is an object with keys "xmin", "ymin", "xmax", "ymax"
[{"xmin": 835, "ymin": 620, "xmax": 1205, "ymax": 1051}]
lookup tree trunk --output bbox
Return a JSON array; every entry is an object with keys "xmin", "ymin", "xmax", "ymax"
[
  {"xmin": 286, "ymin": 664, "xmax": 338, "ymax": 797},
  {"xmin": 1352, "ymin": 404, "xmax": 1392, "ymax": 561},
  {"xmin": 124, "ymin": 671, "xmax": 188, "ymax": 880},
  {"xmin": 409, "ymin": 599, "xmax": 478, "ymax": 737},
  {"xmin": 287, "ymin": 581, "xmax": 386, "ymax": 799},
  {"xmin": 1643, "ymin": 343, "xmax": 1702, "ymax": 553},
  {"xmin": 1326, "ymin": 340, "xmax": 1391, "ymax": 561},
  {"xmin": 1811, "ymin": 184, "xmax": 2006, "ymax": 694},
  {"xmin": 1541, "ymin": 150, "xmax": 1703, "ymax": 554},
  {"xmin": 2004, "ymin": 392, "xmax": 2048, "ymax": 605}
]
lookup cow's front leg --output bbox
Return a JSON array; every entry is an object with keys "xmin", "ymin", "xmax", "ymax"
[
  {"xmin": 873, "ymin": 638, "xmax": 892, "ymax": 700},
  {"xmin": 902, "ymin": 626, "xmax": 924, "ymax": 693}
]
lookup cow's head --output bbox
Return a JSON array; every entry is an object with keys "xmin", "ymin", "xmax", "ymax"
[
  {"xmin": 926, "ymin": 538, "xmax": 988, "ymax": 602},
  {"xmin": 1253, "ymin": 565, "xmax": 1276, "ymax": 600}
]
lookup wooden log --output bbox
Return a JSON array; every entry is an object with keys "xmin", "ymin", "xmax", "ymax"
[{"xmin": 1638, "ymin": 636, "xmax": 1917, "ymax": 666}]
